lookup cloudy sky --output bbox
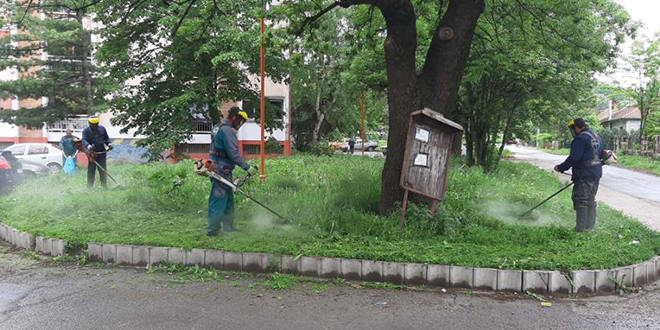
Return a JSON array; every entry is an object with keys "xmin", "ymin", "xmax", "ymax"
[{"xmin": 600, "ymin": 0, "xmax": 660, "ymax": 85}]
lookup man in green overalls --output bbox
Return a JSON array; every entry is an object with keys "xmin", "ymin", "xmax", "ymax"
[{"xmin": 207, "ymin": 107, "xmax": 257, "ymax": 236}]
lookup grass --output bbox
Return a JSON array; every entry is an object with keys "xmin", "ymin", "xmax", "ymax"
[
  {"xmin": 1, "ymin": 155, "xmax": 659, "ymax": 271},
  {"xmin": 542, "ymin": 148, "xmax": 660, "ymax": 176}
]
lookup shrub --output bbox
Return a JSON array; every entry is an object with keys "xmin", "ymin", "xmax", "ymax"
[
  {"xmin": 306, "ymin": 142, "xmax": 335, "ymax": 157},
  {"xmin": 265, "ymin": 137, "xmax": 284, "ymax": 154}
]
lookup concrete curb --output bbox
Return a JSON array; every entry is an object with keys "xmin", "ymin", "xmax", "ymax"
[{"xmin": 1, "ymin": 222, "xmax": 659, "ymax": 295}]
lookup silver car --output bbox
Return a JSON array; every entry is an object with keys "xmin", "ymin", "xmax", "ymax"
[{"xmin": 2, "ymin": 143, "xmax": 64, "ymax": 173}]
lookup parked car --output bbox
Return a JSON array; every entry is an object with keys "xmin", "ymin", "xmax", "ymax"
[
  {"xmin": 328, "ymin": 139, "xmax": 349, "ymax": 150},
  {"xmin": 2, "ymin": 143, "xmax": 63, "ymax": 173},
  {"xmin": 0, "ymin": 154, "xmax": 11, "ymax": 194},
  {"xmin": 340, "ymin": 139, "xmax": 378, "ymax": 152}
]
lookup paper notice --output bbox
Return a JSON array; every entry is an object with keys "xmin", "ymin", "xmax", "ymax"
[
  {"xmin": 415, "ymin": 128, "xmax": 430, "ymax": 142},
  {"xmin": 414, "ymin": 153, "xmax": 428, "ymax": 167}
]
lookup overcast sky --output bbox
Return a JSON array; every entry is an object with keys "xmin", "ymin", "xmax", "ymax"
[{"xmin": 599, "ymin": 0, "xmax": 660, "ymax": 85}]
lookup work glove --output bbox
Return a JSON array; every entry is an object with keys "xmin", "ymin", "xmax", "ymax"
[
  {"xmin": 247, "ymin": 165, "xmax": 258, "ymax": 176},
  {"xmin": 105, "ymin": 144, "xmax": 114, "ymax": 151}
]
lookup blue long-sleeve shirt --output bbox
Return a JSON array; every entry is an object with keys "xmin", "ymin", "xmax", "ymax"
[
  {"xmin": 211, "ymin": 119, "xmax": 250, "ymax": 171},
  {"xmin": 557, "ymin": 129, "xmax": 602, "ymax": 180},
  {"xmin": 82, "ymin": 126, "xmax": 111, "ymax": 152}
]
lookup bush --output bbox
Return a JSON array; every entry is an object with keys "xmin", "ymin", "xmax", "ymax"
[
  {"xmin": 265, "ymin": 137, "xmax": 284, "ymax": 154},
  {"xmin": 306, "ymin": 142, "xmax": 335, "ymax": 157}
]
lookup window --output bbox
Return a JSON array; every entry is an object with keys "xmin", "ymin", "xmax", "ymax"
[
  {"xmin": 268, "ymin": 99, "xmax": 284, "ymax": 121},
  {"xmin": 242, "ymin": 98, "xmax": 285, "ymax": 121},
  {"xmin": 28, "ymin": 145, "xmax": 49, "ymax": 155},
  {"xmin": 242, "ymin": 99, "xmax": 256, "ymax": 119},
  {"xmin": 6, "ymin": 145, "xmax": 26, "ymax": 156}
]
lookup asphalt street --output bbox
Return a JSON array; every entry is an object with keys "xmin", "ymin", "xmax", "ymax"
[{"xmin": 1, "ymin": 245, "xmax": 660, "ymax": 330}]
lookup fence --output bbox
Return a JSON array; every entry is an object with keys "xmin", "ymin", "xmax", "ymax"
[{"xmin": 613, "ymin": 134, "xmax": 660, "ymax": 160}]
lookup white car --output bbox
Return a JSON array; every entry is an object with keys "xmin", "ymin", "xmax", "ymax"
[{"xmin": 2, "ymin": 143, "xmax": 64, "ymax": 173}]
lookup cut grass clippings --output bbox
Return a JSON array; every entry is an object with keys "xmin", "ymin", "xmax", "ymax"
[
  {"xmin": 1, "ymin": 155, "xmax": 658, "ymax": 271},
  {"xmin": 543, "ymin": 148, "xmax": 660, "ymax": 177}
]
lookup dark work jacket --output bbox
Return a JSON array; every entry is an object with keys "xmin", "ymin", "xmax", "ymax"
[
  {"xmin": 82, "ymin": 126, "xmax": 111, "ymax": 152},
  {"xmin": 557, "ymin": 129, "xmax": 603, "ymax": 180},
  {"xmin": 211, "ymin": 119, "xmax": 250, "ymax": 172}
]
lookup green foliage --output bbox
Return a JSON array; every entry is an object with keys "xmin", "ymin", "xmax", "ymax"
[
  {"xmin": 617, "ymin": 155, "xmax": 660, "ymax": 176},
  {"xmin": 1, "ymin": 156, "xmax": 658, "ymax": 270},
  {"xmin": 0, "ymin": 1, "xmax": 109, "ymax": 127},
  {"xmin": 262, "ymin": 273, "xmax": 297, "ymax": 290},
  {"xmin": 93, "ymin": 0, "xmax": 289, "ymax": 154},
  {"xmin": 265, "ymin": 137, "xmax": 284, "ymax": 154},
  {"xmin": 304, "ymin": 143, "xmax": 335, "ymax": 157},
  {"xmin": 460, "ymin": 0, "xmax": 632, "ymax": 169}
]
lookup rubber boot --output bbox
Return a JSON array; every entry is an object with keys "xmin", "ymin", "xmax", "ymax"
[
  {"xmin": 574, "ymin": 208, "xmax": 589, "ymax": 232},
  {"xmin": 586, "ymin": 206, "xmax": 597, "ymax": 231}
]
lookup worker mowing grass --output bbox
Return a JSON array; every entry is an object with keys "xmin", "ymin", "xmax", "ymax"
[{"xmin": 204, "ymin": 107, "xmax": 258, "ymax": 236}]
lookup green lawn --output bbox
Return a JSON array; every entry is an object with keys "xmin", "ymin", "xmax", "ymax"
[
  {"xmin": 1, "ymin": 155, "xmax": 658, "ymax": 271},
  {"xmin": 542, "ymin": 148, "xmax": 660, "ymax": 176}
]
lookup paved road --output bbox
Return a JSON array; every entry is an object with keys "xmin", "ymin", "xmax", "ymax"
[
  {"xmin": 509, "ymin": 146, "xmax": 660, "ymax": 231},
  {"xmin": 1, "ymin": 245, "xmax": 660, "ymax": 330}
]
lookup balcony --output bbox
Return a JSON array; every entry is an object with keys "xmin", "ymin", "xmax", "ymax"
[
  {"xmin": 193, "ymin": 120, "xmax": 212, "ymax": 133},
  {"xmin": 48, "ymin": 116, "xmax": 89, "ymax": 132}
]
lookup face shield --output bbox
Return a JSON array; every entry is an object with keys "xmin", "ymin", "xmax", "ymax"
[{"xmin": 568, "ymin": 119, "xmax": 578, "ymax": 138}]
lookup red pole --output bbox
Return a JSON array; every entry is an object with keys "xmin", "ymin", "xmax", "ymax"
[
  {"xmin": 361, "ymin": 91, "xmax": 365, "ymax": 155},
  {"xmin": 260, "ymin": 17, "xmax": 266, "ymax": 180}
]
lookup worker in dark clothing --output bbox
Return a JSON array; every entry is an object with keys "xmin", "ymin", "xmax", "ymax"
[
  {"xmin": 348, "ymin": 137, "xmax": 355, "ymax": 154},
  {"xmin": 554, "ymin": 118, "xmax": 603, "ymax": 232},
  {"xmin": 207, "ymin": 107, "xmax": 257, "ymax": 236},
  {"xmin": 82, "ymin": 117, "xmax": 113, "ymax": 188},
  {"xmin": 60, "ymin": 129, "xmax": 78, "ymax": 166}
]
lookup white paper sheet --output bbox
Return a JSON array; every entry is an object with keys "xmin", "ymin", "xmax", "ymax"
[
  {"xmin": 415, "ymin": 128, "xmax": 430, "ymax": 142},
  {"xmin": 414, "ymin": 153, "xmax": 428, "ymax": 167}
]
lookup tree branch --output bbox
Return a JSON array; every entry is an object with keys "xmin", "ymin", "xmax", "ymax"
[
  {"xmin": 172, "ymin": 0, "xmax": 198, "ymax": 38},
  {"xmin": 295, "ymin": 0, "xmax": 376, "ymax": 36}
]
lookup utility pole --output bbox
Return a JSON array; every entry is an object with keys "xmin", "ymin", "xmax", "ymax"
[
  {"xmin": 361, "ymin": 91, "xmax": 365, "ymax": 156},
  {"xmin": 259, "ymin": 9, "xmax": 266, "ymax": 180}
]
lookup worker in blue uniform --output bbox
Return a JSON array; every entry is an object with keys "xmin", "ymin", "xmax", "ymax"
[
  {"xmin": 82, "ymin": 117, "xmax": 112, "ymax": 188},
  {"xmin": 554, "ymin": 118, "xmax": 603, "ymax": 232},
  {"xmin": 207, "ymin": 107, "xmax": 257, "ymax": 236}
]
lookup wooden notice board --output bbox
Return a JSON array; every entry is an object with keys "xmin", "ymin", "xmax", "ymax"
[{"xmin": 398, "ymin": 108, "xmax": 463, "ymax": 230}]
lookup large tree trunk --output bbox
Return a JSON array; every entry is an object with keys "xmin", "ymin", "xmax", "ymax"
[{"xmin": 377, "ymin": 0, "xmax": 485, "ymax": 215}]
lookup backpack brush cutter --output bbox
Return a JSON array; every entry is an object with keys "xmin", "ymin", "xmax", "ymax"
[{"xmin": 193, "ymin": 159, "xmax": 289, "ymax": 223}]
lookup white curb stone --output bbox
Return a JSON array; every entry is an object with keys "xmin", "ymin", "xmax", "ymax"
[
  {"xmin": 185, "ymin": 249, "xmax": 205, "ymax": 267},
  {"xmin": 523, "ymin": 271, "xmax": 550, "ymax": 294},
  {"xmin": 25, "ymin": 234, "xmax": 35, "ymax": 251},
  {"xmin": 242, "ymin": 252, "xmax": 263, "ymax": 273},
  {"xmin": 102, "ymin": 244, "xmax": 116, "ymax": 263},
  {"xmin": 548, "ymin": 271, "xmax": 572, "ymax": 294},
  {"xmin": 149, "ymin": 247, "xmax": 168, "ymax": 265},
  {"xmin": 644, "ymin": 260, "xmax": 656, "ymax": 284},
  {"xmin": 167, "ymin": 248, "xmax": 185, "ymax": 264},
  {"xmin": 42, "ymin": 238, "xmax": 52, "ymax": 255},
  {"xmin": 35, "ymin": 237, "xmax": 44, "ymax": 254},
  {"xmin": 280, "ymin": 255, "xmax": 298, "ymax": 274},
  {"xmin": 473, "ymin": 268, "xmax": 497, "ymax": 291},
  {"xmin": 450, "ymin": 266, "xmax": 473, "ymax": 289},
  {"xmin": 204, "ymin": 250, "xmax": 223, "ymax": 269},
  {"xmin": 132, "ymin": 246, "xmax": 149, "ymax": 266},
  {"xmin": 655, "ymin": 257, "xmax": 660, "ymax": 279},
  {"xmin": 427, "ymin": 265, "xmax": 450, "ymax": 288},
  {"xmin": 261, "ymin": 254, "xmax": 279, "ymax": 272},
  {"xmin": 615, "ymin": 267, "xmax": 633, "ymax": 289},
  {"xmin": 223, "ymin": 252, "xmax": 242, "ymax": 271},
  {"xmin": 361, "ymin": 260, "xmax": 384, "ymax": 282},
  {"xmin": 632, "ymin": 263, "xmax": 647, "ymax": 287},
  {"xmin": 116, "ymin": 245, "xmax": 133, "ymax": 265},
  {"xmin": 340, "ymin": 259, "xmax": 362, "ymax": 280},
  {"xmin": 299, "ymin": 256, "xmax": 320, "ymax": 277},
  {"xmin": 17, "ymin": 232, "xmax": 26, "ymax": 249},
  {"xmin": 404, "ymin": 263, "xmax": 427, "ymax": 286},
  {"xmin": 383, "ymin": 262, "xmax": 404, "ymax": 285},
  {"xmin": 497, "ymin": 270, "xmax": 522, "ymax": 292},
  {"xmin": 87, "ymin": 243, "xmax": 103, "ymax": 262},
  {"xmin": 9, "ymin": 228, "xmax": 16, "ymax": 246},
  {"xmin": 319, "ymin": 257, "xmax": 341, "ymax": 279},
  {"xmin": 0, "ymin": 224, "xmax": 6, "ymax": 240},
  {"xmin": 594, "ymin": 270, "xmax": 616, "ymax": 292},
  {"xmin": 570, "ymin": 270, "xmax": 596, "ymax": 294},
  {"xmin": 51, "ymin": 239, "xmax": 66, "ymax": 256}
]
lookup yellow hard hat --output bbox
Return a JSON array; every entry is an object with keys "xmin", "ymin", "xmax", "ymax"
[
  {"xmin": 88, "ymin": 117, "xmax": 100, "ymax": 124},
  {"xmin": 567, "ymin": 119, "xmax": 575, "ymax": 128},
  {"xmin": 238, "ymin": 111, "xmax": 248, "ymax": 121}
]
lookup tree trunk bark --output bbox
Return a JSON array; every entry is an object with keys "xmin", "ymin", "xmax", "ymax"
[
  {"xmin": 493, "ymin": 106, "xmax": 517, "ymax": 172},
  {"xmin": 377, "ymin": 0, "xmax": 485, "ymax": 214},
  {"xmin": 312, "ymin": 87, "xmax": 324, "ymax": 143}
]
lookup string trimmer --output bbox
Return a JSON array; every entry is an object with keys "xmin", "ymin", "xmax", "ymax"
[
  {"xmin": 193, "ymin": 159, "xmax": 288, "ymax": 222},
  {"xmin": 73, "ymin": 139, "xmax": 122, "ymax": 188},
  {"xmin": 518, "ymin": 182, "xmax": 574, "ymax": 220}
]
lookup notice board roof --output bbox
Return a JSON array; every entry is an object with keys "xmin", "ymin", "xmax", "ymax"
[{"xmin": 411, "ymin": 108, "xmax": 464, "ymax": 132}]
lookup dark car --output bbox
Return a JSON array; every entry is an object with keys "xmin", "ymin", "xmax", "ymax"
[{"xmin": 0, "ymin": 154, "xmax": 13, "ymax": 195}]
